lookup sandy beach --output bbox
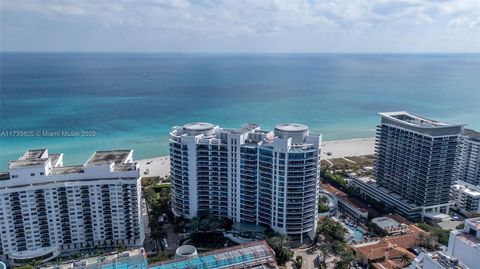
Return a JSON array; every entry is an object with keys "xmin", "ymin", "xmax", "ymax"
[
  {"xmin": 137, "ymin": 137, "xmax": 375, "ymax": 178},
  {"xmin": 321, "ymin": 138, "xmax": 375, "ymax": 160},
  {"xmin": 137, "ymin": 156, "xmax": 171, "ymax": 178}
]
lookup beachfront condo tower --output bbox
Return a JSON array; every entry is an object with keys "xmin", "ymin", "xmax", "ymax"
[
  {"xmin": 169, "ymin": 123, "xmax": 321, "ymax": 242},
  {"xmin": 450, "ymin": 129, "xmax": 480, "ymax": 214},
  {"xmin": 0, "ymin": 149, "xmax": 144, "ymax": 266},
  {"xmin": 373, "ymin": 111, "xmax": 464, "ymax": 220},
  {"xmin": 454, "ymin": 129, "xmax": 480, "ymax": 186}
]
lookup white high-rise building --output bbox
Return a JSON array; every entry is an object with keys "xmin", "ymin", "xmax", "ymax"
[
  {"xmin": 454, "ymin": 129, "xmax": 480, "ymax": 186},
  {"xmin": 451, "ymin": 181, "xmax": 480, "ymax": 214},
  {"xmin": 169, "ymin": 123, "xmax": 321, "ymax": 242},
  {"xmin": 0, "ymin": 149, "xmax": 144, "ymax": 266},
  {"xmin": 449, "ymin": 129, "xmax": 480, "ymax": 215}
]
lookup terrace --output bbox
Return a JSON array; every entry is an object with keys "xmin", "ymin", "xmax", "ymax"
[
  {"xmin": 49, "ymin": 166, "xmax": 85, "ymax": 175},
  {"xmin": 85, "ymin": 150, "xmax": 132, "ymax": 166}
]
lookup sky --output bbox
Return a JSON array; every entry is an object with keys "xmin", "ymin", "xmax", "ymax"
[{"xmin": 1, "ymin": 0, "xmax": 479, "ymax": 53}]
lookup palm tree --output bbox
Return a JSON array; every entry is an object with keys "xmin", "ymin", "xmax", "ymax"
[{"xmin": 399, "ymin": 253, "xmax": 411, "ymax": 265}]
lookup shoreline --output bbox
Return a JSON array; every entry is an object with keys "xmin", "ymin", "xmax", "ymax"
[
  {"xmin": 322, "ymin": 137, "xmax": 375, "ymax": 160},
  {"xmin": 137, "ymin": 137, "xmax": 375, "ymax": 178}
]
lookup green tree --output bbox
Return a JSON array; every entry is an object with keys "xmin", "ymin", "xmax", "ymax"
[
  {"xmin": 317, "ymin": 217, "xmax": 346, "ymax": 242},
  {"xmin": 94, "ymin": 247, "xmax": 104, "ymax": 256},
  {"xmin": 416, "ymin": 232, "xmax": 438, "ymax": 251},
  {"xmin": 295, "ymin": 255, "xmax": 303, "ymax": 269},
  {"xmin": 267, "ymin": 235, "xmax": 293, "ymax": 265},
  {"xmin": 70, "ymin": 253, "xmax": 81, "ymax": 259},
  {"xmin": 416, "ymin": 223, "xmax": 448, "ymax": 247},
  {"xmin": 318, "ymin": 195, "xmax": 330, "ymax": 213},
  {"xmin": 335, "ymin": 246, "xmax": 354, "ymax": 269}
]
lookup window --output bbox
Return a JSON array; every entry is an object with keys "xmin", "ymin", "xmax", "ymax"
[
  {"xmin": 40, "ymin": 172, "xmax": 45, "ymax": 176},
  {"xmin": 30, "ymin": 173, "xmax": 35, "ymax": 176}
]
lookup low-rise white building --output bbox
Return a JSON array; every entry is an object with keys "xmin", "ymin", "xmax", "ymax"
[
  {"xmin": 410, "ymin": 218, "xmax": 480, "ymax": 269},
  {"xmin": 451, "ymin": 181, "xmax": 480, "ymax": 214},
  {"xmin": 371, "ymin": 216, "xmax": 408, "ymax": 235},
  {"xmin": 0, "ymin": 149, "xmax": 144, "ymax": 266},
  {"xmin": 447, "ymin": 217, "xmax": 480, "ymax": 269},
  {"xmin": 410, "ymin": 251, "xmax": 468, "ymax": 269}
]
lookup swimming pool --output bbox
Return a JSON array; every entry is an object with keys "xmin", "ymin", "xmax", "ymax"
[{"xmin": 352, "ymin": 227, "xmax": 365, "ymax": 242}]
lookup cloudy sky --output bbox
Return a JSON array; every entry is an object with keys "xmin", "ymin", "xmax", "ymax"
[{"xmin": 1, "ymin": 0, "xmax": 479, "ymax": 52}]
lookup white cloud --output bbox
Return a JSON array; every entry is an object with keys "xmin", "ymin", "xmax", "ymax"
[
  {"xmin": 448, "ymin": 15, "xmax": 480, "ymax": 28},
  {"xmin": 1, "ymin": 1, "xmax": 477, "ymax": 29},
  {"xmin": 1, "ymin": 0, "xmax": 479, "ymax": 52}
]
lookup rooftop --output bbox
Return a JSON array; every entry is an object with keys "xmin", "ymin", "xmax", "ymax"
[
  {"xmin": 49, "ymin": 153, "xmax": 62, "ymax": 166},
  {"xmin": 50, "ymin": 166, "xmax": 84, "ymax": 175},
  {"xmin": 427, "ymin": 251, "xmax": 467, "ymax": 269},
  {"xmin": 20, "ymin": 149, "xmax": 48, "ymax": 160},
  {"xmin": 466, "ymin": 217, "xmax": 480, "ymax": 230},
  {"xmin": 371, "ymin": 217, "xmax": 401, "ymax": 229},
  {"xmin": 379, "ymin": 111, "xmax": 461, "ymax": 128},
  {"xmin": 8, "ymin": 149, "xmax": 58, "ymax": 170},
  {"xmin": 355, "ymin": 239, "xmax": 416, "ymax": 266},
  {"xmin": 224, "ymin": 123, "xmax": 260, "ymax": 134},
  {"xmin": 321, "ymin": 183, "xmax": 369, "ymax": 213},
  {"xmin": 183, "ymin": 122, "xmax": 216, "ymax": 131},
  {"xmin": 457, "ymin": 233, "xmax": 480, "ymax": 247},
  {"xmin": 274, "ymin": 123, "xmax": 308, "ymax": 132},
  {"xmin": 149, "ymin": 241, "xmax": 276, "ymax": 269},
  {"xmin": 85, "ymin": 150, "xmax": 132, "ymax": 166},
  {"xmin": 463, "ymin": 128, "xmax": 480, "ymax": 142},
  {"xmin": 40, "ymin": 249, "xmax": 146, "ymax": 269},
  {"xmin": 9, "ymin": 158, "xmax": 49, "ymax": 169},
  {"xmin": 2, "ymin": 149, "xmax": 137, "ymax": 182}
]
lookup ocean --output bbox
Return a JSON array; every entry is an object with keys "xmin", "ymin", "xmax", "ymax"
[{"xmin": 0, "ymin": 53, "xmax": 479, "ymax": 170}]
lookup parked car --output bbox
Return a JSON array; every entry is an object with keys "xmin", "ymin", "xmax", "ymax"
[{"xmin": 451, "ymin": 215, "xmax": 460, "ymax": 221}]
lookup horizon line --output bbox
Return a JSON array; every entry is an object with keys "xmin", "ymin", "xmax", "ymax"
[{"xmin": 1, "ymin": 51, "xmax": 480, "ymax": 55}]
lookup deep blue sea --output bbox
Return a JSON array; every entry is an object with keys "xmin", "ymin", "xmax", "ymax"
[{"xmin": 0, "ymin": 53, "xmax": 479, "ymax": 170}]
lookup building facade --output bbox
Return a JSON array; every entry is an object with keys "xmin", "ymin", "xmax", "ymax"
[
  {"xmin": 451, "ymin": 181, "xmax": 480, "ymax": 214},
  {"xmin": 373, "ymin": 111, "xmax": 464, "ymax": 220},
  {"xmin": 454, "ymin": 129, "xmax": 480, "ymax": 186},
  {"xmin": 170, "ymin": 123, "xmax": 321, "ymax": 242},
  {"xmin": 0, "ymin": 149, "xmax": 144, "ymax": 265},
  {"xmin": 446, "ymin": 217, "xmax": 480, "ymax": 269}
]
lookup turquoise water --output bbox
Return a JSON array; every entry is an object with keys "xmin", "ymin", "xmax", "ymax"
[
  {"xmin": 1, "ymin": 53, "xmax": 479, "ymax": 170},
  {"xmin": 352, "ymin": 227, "xmax": 365, "ymax": 242}
]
